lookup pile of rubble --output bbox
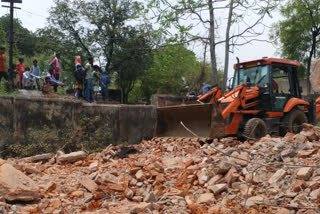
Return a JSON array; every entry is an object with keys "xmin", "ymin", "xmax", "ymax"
[{"xmin": 1, "ymin": 124, "xmax": 320, "ymax": 213}]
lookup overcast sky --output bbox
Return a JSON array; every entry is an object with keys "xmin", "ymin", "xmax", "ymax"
[
  {"xmin": 0, "ymin": 0, "xmax": 282, "ymax": 79},
  {"xmin": 0, "ymin": 0, "xmax": 52, "ymax": 31}
]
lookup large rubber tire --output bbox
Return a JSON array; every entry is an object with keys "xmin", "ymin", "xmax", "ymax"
[
  {"xmin": 279, "ymin": 109, "xmax": 307, "ymax": 136},
  {"xmin": 243, "ymin": 118, "xmax": 268, "ymax": 140}
]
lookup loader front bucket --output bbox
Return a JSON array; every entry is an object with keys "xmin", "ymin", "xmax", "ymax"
[{"xmin": 155, "ymin": 103, "xmax": 226, "ymax": 139}]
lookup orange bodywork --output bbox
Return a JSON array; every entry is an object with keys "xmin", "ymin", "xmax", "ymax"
[
  {"xmin": 267, "ymin": 112, "xmax": 284, "ymax": 118},
  {"xmin": 198, "ymin": 87, "xmax": 222, "ymax": 103},
  {"xmin": 226, "ymin": 113, "xmax": 243, "ymax": 135},
  {"xmin": 234, "ymin": 58, "xmax": 301, "ymax": 70},
  {"xmin": 283, "ymin": 98, "xmax": 309, "ymax": 113},
  {"xmin": 220, "ymin": 85, "xmax": 260, "ymax": 119},
  {"xmin": 316, "ymin": 97, "xmax": 320, "ymax": 119},
  {"xmin": 218, "ymin": 85, "xmax": 261, "ymax": 135}
]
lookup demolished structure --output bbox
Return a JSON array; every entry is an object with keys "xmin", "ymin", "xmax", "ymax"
[{"xmin": 0, "ymin": 124, "xmax": 319, "ymax": 213}]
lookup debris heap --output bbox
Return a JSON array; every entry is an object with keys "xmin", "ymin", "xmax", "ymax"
[{"xmin": 1, "ymin": 124, "xmax": 320, "ymax": 213}]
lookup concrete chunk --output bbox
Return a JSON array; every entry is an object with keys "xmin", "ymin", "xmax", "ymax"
[
  {"xmin": 208, "ymin": 183, "xmax": 228, "ymax": 195},
  {"xmin": 268, "ymin": 169, "xmax": 286, "ymax": 185},
  {"xmin": 101, "ymin": 172, "xmax": 119, "ymax": 184},
  {"xmin": 196, "ymin": 193, "xmax": 215, "ymax": 204},
  {"xmin": 297, "ymin": 167, "xmax": 313, "ymax": 180},
  {"xmin": 246, "ymin": 196, "xmax": 264, "ymax": 207},
  {"xmin": 0, "ymin": 163, "xmax": 40, "ymax": 201},
  {"xmin": 57, "ymin": 151, "xmax": 87, "ymax": 164},
  {"xmin": 79, "ymin": 176, "xmax": 98, "ymax": 193},
  {"xmin": 207, "ymin": 174, "xmax": 223, "ymax": 186}
]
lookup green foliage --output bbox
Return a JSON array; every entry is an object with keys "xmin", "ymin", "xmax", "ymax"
[
  {"xmin": 271, "ymin": 0, "xmax": 320, "ymax": 78},
  {"xmin": 44, "ymin": 0, "xmax": 152, "ymax": 99},
  {"xmin": 113, "ymin": 30, "xmax": 153, "ymax": 104},
  {"xmin": 0, "ymin": 15, "xmax": 37, "ymax": 56},
  {"xmin": 1, "ymin": 115, "xmax": 114, "ymax": 158},
  {"xmin": 128, "ymin": 80, "xmax": 144, "ymax": 104},
  {"xmin": 0, "ymin": 79, "xmax": 11, "ymax": 95},
  {"xmin": 77, "ymin": 115, "xmax": 113, "ymax": 153},
  {"xmin": 140, "ymin": 45, "xmax": 207, "ymax": 102}
]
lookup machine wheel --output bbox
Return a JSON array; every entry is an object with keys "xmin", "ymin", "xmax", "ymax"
[
  {"xmin": 280, "ymin": 109, "xmax": 307, "ymax": 136},
  {"xmin": 243, "ymin": 118, "xmax": 268, "ymax": 140}
]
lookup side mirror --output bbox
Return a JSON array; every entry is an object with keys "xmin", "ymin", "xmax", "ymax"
[{"xmin": 227, "ymin": 77, "xmax": 234, "ymax": 90}]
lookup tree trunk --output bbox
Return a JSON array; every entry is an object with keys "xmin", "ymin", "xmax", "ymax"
[
  {"xmin": 122, "ymin": 90, "xmax": 128, "ymax": 104},
  {"xmin": 307, "ymin": 32, "xmax": 317, "ymax": 95},
  {"xmin": 222, "ymin": 0, "xmax": 234, "ymax": 92},
  {"xmin": 106, "ymin": 33, "xmax": 115, "ymax": 72},
  {"xmin": 208, "ymin": 0, "xmax": 218, "ymax": 86}
]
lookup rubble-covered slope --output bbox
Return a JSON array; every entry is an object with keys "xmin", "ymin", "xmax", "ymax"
[{"xmin": 1, "ymin": 124, "xmax": 320, "ymax": 214}]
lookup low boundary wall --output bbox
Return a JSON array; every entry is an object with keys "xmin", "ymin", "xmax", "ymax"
[{"xmin": 0, "ymin": 96, "xmax": 156, "ymax": 157}]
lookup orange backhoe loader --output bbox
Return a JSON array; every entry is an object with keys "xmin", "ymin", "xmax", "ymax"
[
  {"xmin": 155, "ymin": 58, "xmax": 320, "ymax": 140},
  {"xmin": 198, "ymin": 87, "xmax": 222, "ymax": 104}
]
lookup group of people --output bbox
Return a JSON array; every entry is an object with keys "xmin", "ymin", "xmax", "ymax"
[
  {"xmin": 13, "ymin": 58, "xmax": 42, "ymax": 90},
  {"xmin": 74, "ymin": 56, "xmax": 110, "ymax": 103},
  {"xmin": 0, "ymin": 47, "xmax": 64, "ymax": 92},
  {"xmin": 0, "ymin": 47, "xmax": 110, "ymax": 102}
]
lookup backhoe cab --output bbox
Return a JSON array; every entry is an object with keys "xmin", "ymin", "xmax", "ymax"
[{"xmin": 155, "ymin": 58, "xmax": 320, "ymax": 140}]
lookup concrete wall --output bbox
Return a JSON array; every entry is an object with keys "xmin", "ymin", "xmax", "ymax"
[
  {"xmin": 0, "ymin": 95, "xmax": 156, "ymax": 157},
  {"xmin": 151, "ymin": 94, "xmax": 198, "ymax": 107},
  {"xmin": 277, "ymin": 79, "xmax": 316, "ymax": 96}
]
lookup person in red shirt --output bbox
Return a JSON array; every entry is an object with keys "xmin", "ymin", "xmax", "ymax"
[
  {"xmin": 16, "ymin": 57, "xmax": 25, "ymax": 89},
  {"xmin": 51, "ymin": 53, "xmax": 61, "ymax": 92},
  {"xmin": 0, "ymin": 47, "xmax": 8, "ymax": 83}
]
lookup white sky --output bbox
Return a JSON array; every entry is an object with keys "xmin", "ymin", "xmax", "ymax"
[
  {"xmin": 0, "ymin": 0, "xmax": 282, "ymax": 79},
  {"xmin": 0, "ymin": 0, "xmax": 52, "ymax": 31}
]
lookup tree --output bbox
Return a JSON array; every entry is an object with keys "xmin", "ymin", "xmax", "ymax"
[
  {"xmin": 35, "ymin": 26, "xmax": 88, "ymax": 88},
  {"xmin": 46, "ymin": 0, "xmax": 152, "ymax": 96},
  {"xmin": 113, "ymin": 30, "xmax": 152, "ymax": 104},
  {"xmin": 48, "ymin": 0, "xmax": 145, "ymax": 70},
  {"xmin": 140, "ymin": 45, "xmax": 203, "ymax": 101},
  {"xmin": 271, "ymin": 0, "xmax": 320, "ymax": 94},
  {"xmin": 0, "ymin": 15, "xmax": 37, "ymax": 57},
  {"xmin": 148, "ymin": 0, "xmax": 277, "ymax": 91}
]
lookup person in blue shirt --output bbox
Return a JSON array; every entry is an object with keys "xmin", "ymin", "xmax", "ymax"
[
  {"xmin": 202, "ymin": 82, "xmax": 212, "ymax": 94},
  {"xmin": 100, "ymin": 68, "xmax": 111, "ymax": 101},
  {"xmin": 30, "ymin": 60, "xmax": 41, "ymax": 90}
]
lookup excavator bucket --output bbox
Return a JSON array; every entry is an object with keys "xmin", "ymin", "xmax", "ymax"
[{"xmin": 155, "ymin": 103, "xmax": 226, "ymax": 139}]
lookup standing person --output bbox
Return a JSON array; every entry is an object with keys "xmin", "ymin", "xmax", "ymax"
[
  {"xmin": 16, "ymin": 57, "xmax": 25, "ymax": 89},
  {"xmin": 51, "ymin": 53, "xmax": 61, "ymax": 92},
  {"xmin": 31, "ymin": 59, "xmax": 41, "ymax": 90},
  {"xmin": 92, "ymin": 65, "xmax": 101, "ymax": 101},
  {"xmin": 85, "ymin": 56, "xmax": 94, "ymax": 103},
  {"xmin": 74, "ymin": 64, "xmax": 85, "ymax": 99},
  {"xmin": 0, "ymin": 47, "xmax": 8, "ymax": 84},
  {"xmin": 74, "ymin": 56, "xmax": 84, "ymax": 98},
  {"xmin": 100, "ymin": 67, "xmax": 110, "ymax": 101}
]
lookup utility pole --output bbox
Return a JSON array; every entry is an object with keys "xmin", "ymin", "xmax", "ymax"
[
  {"xmin": 1, "ymin": 0, "xmax": 21, "ymax": 86},
  {"xmin": 9, "ymin": 0, "xmax": 13, "ymax": 70}
]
